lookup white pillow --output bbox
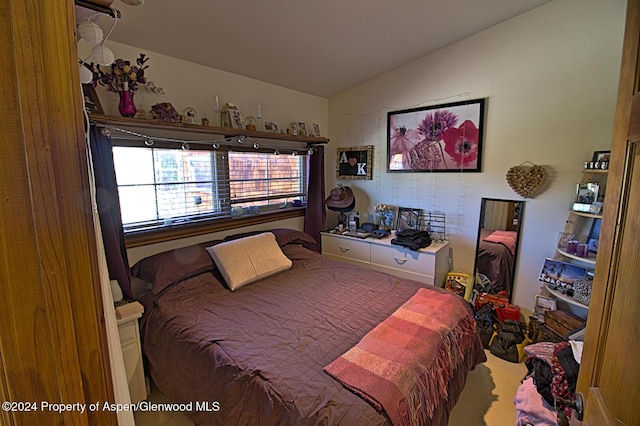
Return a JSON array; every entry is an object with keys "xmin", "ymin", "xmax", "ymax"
[{"xmin": 206, "ymin": 232, "xmax": 292, "ymax": 291}]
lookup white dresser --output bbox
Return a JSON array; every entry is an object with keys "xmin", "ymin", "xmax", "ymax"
[{"xmin": 321, "ymin": 232, "xmax": 450, "ymax": 287}]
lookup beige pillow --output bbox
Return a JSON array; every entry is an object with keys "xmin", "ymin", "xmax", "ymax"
[{"xmin": 206, "ymin": 232, "xmax": 292, "ymax": 291}]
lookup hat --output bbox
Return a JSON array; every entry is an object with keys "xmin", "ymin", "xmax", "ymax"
[{"xmin": 325, "ymin": 185, "xmax": 355, "ymax": 211}]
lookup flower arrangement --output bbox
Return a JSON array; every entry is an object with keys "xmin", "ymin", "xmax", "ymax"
[
  {"xmin": 92, "ymin": 53, "xmax": 150, "ymax": 92},
  {"xmin": 375, "ymin": 204, "xmax": 394, "ymax": 215},
  {"xmin": 375, "ymin": 204, "xmax": 394, "ymax": 230}
]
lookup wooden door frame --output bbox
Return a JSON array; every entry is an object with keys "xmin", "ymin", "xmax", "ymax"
[
  {"xmin": 1, "ymin": 1, "xmax": 115, "ymax": 424},
  {"xmin": 576, "ymin": 0, "xmax": 639, "ymax": 423}
]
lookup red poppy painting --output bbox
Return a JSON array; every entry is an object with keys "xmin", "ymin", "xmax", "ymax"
[{"xmin": 387, "ymin": 99, "xmax": 485, "ymax": 172}]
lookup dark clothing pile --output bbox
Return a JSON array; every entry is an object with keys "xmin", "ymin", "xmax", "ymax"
[
  {"xmin": 390, "ymin": 229, "xmax": 431, "ymax": 251},
  {"xmin": 524, "ymin": 341, "xmax": 580, "ymax": 419}
]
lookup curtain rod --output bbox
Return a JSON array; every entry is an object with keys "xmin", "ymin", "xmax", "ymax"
[{"xmin": 74, "ymin": 0, "xmax": 121, "ymax": 19}]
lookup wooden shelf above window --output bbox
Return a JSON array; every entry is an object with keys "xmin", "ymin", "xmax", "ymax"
[{"xmin": 88, "ymin": 114, "xmax": 329, "ymax": 146}]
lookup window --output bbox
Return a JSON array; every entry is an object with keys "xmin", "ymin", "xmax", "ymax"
[{"xmin": 113, "ymin": 144, "xmax": 307, "ymax": 233}]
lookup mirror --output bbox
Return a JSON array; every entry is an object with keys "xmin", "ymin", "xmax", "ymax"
[{"xmin": 473, "ymin": 198, "xmax": 524, "ymax": 302}]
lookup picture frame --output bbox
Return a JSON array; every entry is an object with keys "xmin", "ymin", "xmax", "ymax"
[
  {"xmin": 575, "ymin": 182, "xmax": 599, "ymax": 204},
  {"xmin": 534, "ymin": 294, "xmax": 557, "ymax": 322},
  {"xmin": 298, "ymin": 122, "xmax": 308, "ymax": 137},
  {"xmin": 396, "ymin": 207, "xmax": 422, "ymax": 231},
  {"xmin": 263, "ymin": 120, "xmax": 279, "ymax": 133},
  {"xmin": 387, "ymin": 98, "xmax": 485, "ymax": 172},
  {"xmin": 587, "ymin": 218, "xmax": 602, "ymax": 254},
  {"xmin": 230, "ymin": 110, "xmax": 243, "ymax": 129},
  {"xmin": 592, "ymin": 150, "xmax": 611, "ymax": 162},
  {"xmin": 81, "ymin": 84, "xmax": 103, "ymax": 115},
  {"xmin": 539, "ymin": 258, "xmax": 587, "ymax": 290},
  {"xmin": 336, "ymin": 146, "xmax": 373, "ymax": 180},
  {"xmin": 312, "ymin": 123, "xmax": 321, "ymax": 137}
]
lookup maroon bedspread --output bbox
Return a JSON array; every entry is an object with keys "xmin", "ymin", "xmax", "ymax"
[{"xmin": 139, "ymin": 241, "xmax": 485, "ymax": 425}]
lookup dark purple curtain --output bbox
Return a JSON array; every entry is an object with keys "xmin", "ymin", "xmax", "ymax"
[
  {"xmin": 304, "ymin": 146, "xmax": 326, "ymax": 249},
  {"xmin": 89, "ymin": 125, "xmax": 133, "ymax": 299}
]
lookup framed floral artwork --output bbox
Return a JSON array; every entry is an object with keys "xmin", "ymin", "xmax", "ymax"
[{"xmin": 387, "ymin": 98, "xmax": 485, "ymax": 172}]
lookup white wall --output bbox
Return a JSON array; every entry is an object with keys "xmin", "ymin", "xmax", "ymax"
[{"xmin": 326, "ymin": 0, "xmax": 626, "ymax": 314}]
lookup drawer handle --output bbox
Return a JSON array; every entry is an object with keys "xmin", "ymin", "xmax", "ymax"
[
  {"xmin": 394, "ymin": 256, "xmax": 408, "ymax": 265},
  {"xmin": 339, "ymin": 246, "xmax": 350, "ymax": 253}
]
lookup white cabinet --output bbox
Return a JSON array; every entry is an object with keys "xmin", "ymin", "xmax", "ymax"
[
  {"xmin": 117, "ymin": 307, "xmax": 147, "ymax": 404},
  {"xmin": 321, "ymin": 232, "xmax": 450, "ymax": 287}
]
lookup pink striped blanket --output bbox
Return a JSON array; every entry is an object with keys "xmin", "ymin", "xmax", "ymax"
[{"xmin": 324, "ymin": 288, "xmax": 477, "ymax": 426}]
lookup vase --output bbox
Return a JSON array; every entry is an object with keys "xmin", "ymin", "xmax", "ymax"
[{"xmin": 118, "ymin": 89, "xmax": 136, "ymax": 118}]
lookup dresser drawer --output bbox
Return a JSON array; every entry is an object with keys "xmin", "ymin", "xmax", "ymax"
[
  {"xmin": 321, "ymin": 234, "xmax": 370, "ymax": 266},
  {"xmin": 370, "ymin": 243, "xmax": 436, "ymax": 279},
  {"xmin": 118, "ymin": 319, "xmax": 139, "ymax": 346}
]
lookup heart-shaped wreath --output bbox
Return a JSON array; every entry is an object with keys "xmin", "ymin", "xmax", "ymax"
[{"xmin": 506, "ymin": 163, "xmax": 547, "ymax": 198}]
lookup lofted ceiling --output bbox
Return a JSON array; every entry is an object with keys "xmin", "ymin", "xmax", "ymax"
[{"xmin": 86, "ymin": 0, "xmax": 552, "ymax": 98}]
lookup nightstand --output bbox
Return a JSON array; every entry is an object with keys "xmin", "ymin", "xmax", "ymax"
[{"xmin": 116, "ymin": 302, "xmax": 147, "ymax": 404}]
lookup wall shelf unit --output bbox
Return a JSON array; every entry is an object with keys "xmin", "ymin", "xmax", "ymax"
[{"xmin": 88, "ymin": 114, "xmax": 330, "ymax": 149}]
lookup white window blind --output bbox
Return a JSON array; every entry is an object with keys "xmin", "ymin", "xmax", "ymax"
[{"xmin": 112, "ymin": 145, "xmax": 306, "ymax": 232}]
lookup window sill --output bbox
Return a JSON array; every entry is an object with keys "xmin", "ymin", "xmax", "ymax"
[{"xmin": 124, "ymin": 207, "xmax": 305, "ymax": 248}]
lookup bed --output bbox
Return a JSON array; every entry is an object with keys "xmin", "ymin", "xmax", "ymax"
[
  {"xmin": 476, "ymin": 229, "xmax": 517, "ymax": 294},
  {"xmin": 133, "ymin": 229, "xmax": 486, "ymax": 425}
]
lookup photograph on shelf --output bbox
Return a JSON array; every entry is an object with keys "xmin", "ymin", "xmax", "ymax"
[
  {"xmin": 592, "ymin": 150, "xmax": 611, "ymax": 162},
  {"xmin": 396, "ymin": 207, "xmax": 422, "ymax": 231},
  {"xmin": 82, "ymin": 83, "xmax": 103, "ymax": 115},
  {"xmin": 587, "ymin": 218, "xmax": 602, "ymax": 253},
  {"xmin": 575, "ymin": 182, "xmax": 599, "ymax": 204},
  {"xmin": 230, "ymin": 110, "xmax": 243, "ymax": 129},
  {"xmin": 534, "ymin": 294, "xmax": 557, "ymax": 322},
  {"xmin": 263, "ymin": 121, "xmax": 279, "ymax": 133},
  {"xmin": 539, "ymin": 258, "xmax": 587, "ymax": 291}
]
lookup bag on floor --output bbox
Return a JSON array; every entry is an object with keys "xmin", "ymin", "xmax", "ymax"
[
  {"xmin": 476, "ymin": 291, "xmax": 521, "ymax": 322},
  {"xmin": 475, "ymin": 302, "xmax": 499, "ymax": 349},
  {"xmin": 489, "ymin": 320, "xmax": 527, "ymax": 362}
]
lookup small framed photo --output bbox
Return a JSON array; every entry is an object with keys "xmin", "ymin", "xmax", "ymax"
[
  {"xmin": 298, "ymin": 122, "xmax": 308, "ymax": 137},
  {"xmin": 588, "ymin": 218, "xmax": 602, "ymax": 253},
  {"xmin": 230, "ymin": 110, "xmax": 243, "ymax": 129},
  {"xmin": 534, "ymin": 294, "xmax": 557, "ymax": 322},
  {"xmin": 312, "ymin": 123, "xmax": 321, "ymax": 137},
  {"xmin": 263, "ymin": 120, "xmax": 279, "ymax": 132},
  {"xmin": 336, "ymin": 146, "xmax": 373, "ymax": 180},
  {"xmin": 82, "ymin": 84, "xmax": 103, "ymax": 115},
  {"xmin": 576, "ymin": 182, "xmax": 599, "ymax": 204},
  {"xmin": 592, "ymin": 150, "xmax": 611, "ymax": 162},
  {"xmin": 396, "ymin": 207, "xmax": 422, "ymax": 231}
]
